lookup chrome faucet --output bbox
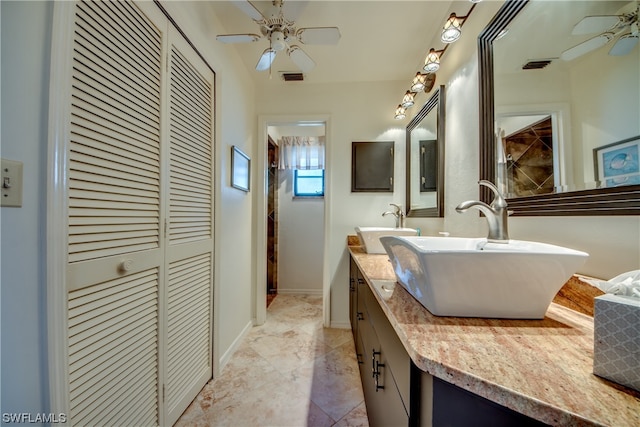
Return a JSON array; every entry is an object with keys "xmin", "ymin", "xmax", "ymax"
[
  {"xmin": 382, "ymin": 203, "xmax": 405, "ymax": 229},
  {"xmin": 455, "ymin": 180, "xmax": 510, "ymax": 243}
]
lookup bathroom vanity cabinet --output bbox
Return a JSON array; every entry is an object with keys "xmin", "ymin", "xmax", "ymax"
[
  {"xmin": 349, "ymin": 255, "xmax": 545, "ymax": 427},
  {"xmin": 348, "ymin": 246, "xmax": 640, "ymax": 426}
]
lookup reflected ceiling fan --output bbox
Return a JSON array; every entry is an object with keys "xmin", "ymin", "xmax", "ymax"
[
  {"xmin": 561, "ymin": 2, "xmax": 639, "ymax": 61},
  {"xmin": 216, "ymin": 0, "xmax": 341, "ymax": 72}
]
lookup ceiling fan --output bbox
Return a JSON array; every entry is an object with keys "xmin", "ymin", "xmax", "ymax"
[
  {"xmin": 561, "ymin": 1, "xmax": 639, "ymax": 61},
  {"xmin": 216, "ymin": 0, "xmax": 341, "ymax": 72}
]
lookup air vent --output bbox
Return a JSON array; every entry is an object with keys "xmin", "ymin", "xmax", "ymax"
[
  {"xmin": 522, "ymin": 59, "xmax": 552, "ymax": 70},
  {"xmin": 282, "ymin": 72, "xmax": 304, "ymax": 81}
]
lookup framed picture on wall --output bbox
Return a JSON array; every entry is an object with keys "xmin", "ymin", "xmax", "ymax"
[
  {"xmin": 231, "ymin": 145, "xmax": 250, "ymax": 192},
  {"xmin": 593, "ymin": 136, "xmax": 640, "ymax": 188}
]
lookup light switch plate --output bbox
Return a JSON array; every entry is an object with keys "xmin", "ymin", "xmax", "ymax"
[{"xmin": 1, "ymin": 158, "xmax": 23, "ymax": 207}]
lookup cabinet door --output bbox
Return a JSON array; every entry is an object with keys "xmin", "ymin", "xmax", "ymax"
[
  {"xmin": 365, "ymin": 282, "xmax": 411, "ymax": 409},
  {"xmin": 349, "ymin": 257, "xmax": 359, "ymax": 338},
  {"xmin": 359, "ymin": 283, "xmax": 409, "ymax": 427},
  {"xmin": 360, "ymin": 316, "xmax": 409, "ymax": 427},
  {"xmin": 351, "ymin": 141, "xmax": 394, "ymax": 192}
]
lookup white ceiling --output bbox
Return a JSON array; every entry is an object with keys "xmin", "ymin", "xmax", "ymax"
[
  {"xmin": 494, "ymin": 0, "xmax": 633, "ymax": 76},
  {"xmin": 208, "ymin": 0, "xmax": 463, "ymax": 85}
]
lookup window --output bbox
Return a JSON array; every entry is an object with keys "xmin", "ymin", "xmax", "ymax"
[{"xmin": 294, "ymin": 169, "xmax": 324, "ymax": 197}]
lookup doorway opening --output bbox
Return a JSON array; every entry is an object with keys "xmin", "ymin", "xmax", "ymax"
[
  {"xmin": 256, "ymin": 116, "xmax": 331, "ymax": 326},
  {"xmin": 266, "ymin": 136, "xmax": 278, "ymax": 307}
]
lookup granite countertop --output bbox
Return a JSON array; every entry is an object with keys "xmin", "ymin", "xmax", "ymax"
[{"xmin": 348, "ymin": 245, "xmax": 640, "ymax": 426}]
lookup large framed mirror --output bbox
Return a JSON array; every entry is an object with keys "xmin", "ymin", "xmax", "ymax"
[
  {"xmin": 479, "ymin": 0, "xmax": 640, "ymax": 215},
  {"xmin": 406, "ymin": 85, "xmax": 445, "ymax": 217}
]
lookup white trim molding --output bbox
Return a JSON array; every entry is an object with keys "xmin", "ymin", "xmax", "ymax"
[
  {"xmin": 257, "ymin": 115, "xmax": 332, "ymax": 329},
  {"xmin": 46, "ymin": 0, "xmax": 75, "ymax": 418}
]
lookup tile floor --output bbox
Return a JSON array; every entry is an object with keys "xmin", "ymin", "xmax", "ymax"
[{"xmin": 176, "ymin": 294, "xmax": 369, "ymax": 426}]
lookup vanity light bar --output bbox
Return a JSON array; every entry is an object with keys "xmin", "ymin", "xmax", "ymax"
[{"xmin": 394, "ymin": 2, "xmax": 478, "ymax": 119}]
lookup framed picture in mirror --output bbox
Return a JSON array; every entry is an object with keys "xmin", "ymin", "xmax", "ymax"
[{"xmin": 594, "ymin": 136, "xmax": 640, "ymax": 188}]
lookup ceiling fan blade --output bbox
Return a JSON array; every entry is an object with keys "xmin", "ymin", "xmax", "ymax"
[
  {"xmin": 560, "ymin": 33, "xmax": 614, "ymax": 61},
  {"xmin": 572, "ymin": 15, "xmax": 622, "ymax": 35},
  {"xmin": 288, "ymin": 46, "xmax": 316, "ymax": 72},
  {"xmin": 256, "ymin": 48, "xmax": 276, "ymax": 71},
  {"xmin": 216, "ymin": 34, "xmax": 261, "ymax": 44},
  {"xmin": 232, "ymin": 0, "xmax": 265, "ymax": 22},
  {"xmin": 282, "ymin": 0, "xmax": 308, "ymax": 22},
  {"xmin": 609, "ymin": 33, "xmax": 639, "ymax": 55},
  {"xmin": 296, "ymin": 27, "xmax": 341, "ymax": 45}
]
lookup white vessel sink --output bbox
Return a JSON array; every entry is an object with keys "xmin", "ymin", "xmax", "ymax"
[
  {"xmin": 355, "ymin": 226, "xmax": 418, "ymax": 254},
  {"xmin": 380, "ymin": 236, "xmax": 589, "ymax": 319}
]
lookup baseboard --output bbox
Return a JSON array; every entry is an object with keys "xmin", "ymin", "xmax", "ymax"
[
  {"xmin": 330, "ymin": 321, "xmax": 351, "ymax": 329},
  {"xmin": 218, "ymin": 320, "xmax": 253, "ymax": 372},
  {"xmin": 276, "ymin": 288, "xmax": 323, "ymax": 296}
]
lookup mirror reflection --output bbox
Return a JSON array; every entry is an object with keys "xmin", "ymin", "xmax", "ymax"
[
  {"xmin": 406, "ymin": 85, "xmax": 445, "ymax": 217},
  {"xmin": 493, "ymin": 0, "xmax": 639, "ymax": 196}
]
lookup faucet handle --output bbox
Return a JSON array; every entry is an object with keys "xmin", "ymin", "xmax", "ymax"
[
  {"xmin": 389, "ymin": 203, "xmax": 402, "ymax": 213},
  {"xmin": 478, "ymin": 180, "xmax": 507, "ymax": 208}
]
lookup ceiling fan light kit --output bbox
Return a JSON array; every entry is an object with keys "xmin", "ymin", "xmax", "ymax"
[{"xmin": 216, "ymin": 0, "xmax": 341, "ymax": 73}]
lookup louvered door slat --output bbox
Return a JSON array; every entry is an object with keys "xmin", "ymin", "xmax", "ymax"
[
  {"xmin": 68, "ymin": 0, "xmax": 161, "ymax": 269},
  {"xmin": 70, "ymin": 320, "xmax": 157, "ymax": 401},
  {"xmin": 170, "ymin": 91, "xmax": 210, "ymax": 136},
  {"xmin": 68, "ymin": 265, "xmax": 159, "ymax": 426},
  {"xmin": 170, "ymin": 116, "xmax": 211, "ymax": 154},
  {"xmin": 73, "ymin": 38, "xmax": 160, "ymax": 116},
  {"xmin": 166, "ymin": 253, "xmax": 211, "ymax": 412},
  {"xmin": 79, "ymin": 1, "xmax": 161, "ymax": 87},
  {"xmin": 170, "ymin": 142, "xmax": 212, "ymax": 173},
  {"xmin": 70, "ymin": 160, "xmax": 159, "ymax": 188},
  {"xmin": 69, "ymin": 181, "xmax": 158, "ymax": 201},
  {"xmin": 72, "ymin": 79, "xmax": 159, "ymax": 139},
  {"xmin": 172, "ymin": 52, "xmax": 211, "ymax": 106},
  {"xmin": 168, "ymin": 49, "xmax": 213, "ymax": 241},
  {"xmin": 69, "ymin": 169, "xmax": 159, "ymax": 194},
  {"xmin": 70, "ymin": 117, "xmax": 159, "ymax": 161}
]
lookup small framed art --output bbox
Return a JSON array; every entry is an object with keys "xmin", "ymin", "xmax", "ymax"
[
  {"xmin": 593, "ymin": 136, "xmax": 640, "ymax": 188},
  {"xmin": 231, "ymin": 145, "xmax": 250, "ymax": 192}
]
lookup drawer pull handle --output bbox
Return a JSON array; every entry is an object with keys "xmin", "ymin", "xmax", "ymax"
[{"xmin": 372, "ymin": 349, "xmax": 385, "ymax": 392}]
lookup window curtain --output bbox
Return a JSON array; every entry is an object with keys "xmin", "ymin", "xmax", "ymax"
[{"xmin": 278, "ymin": 136, "xmax": 325, "ymax": 170}]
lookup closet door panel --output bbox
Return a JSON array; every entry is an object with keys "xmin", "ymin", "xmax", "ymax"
[
  {"xmin": 164, "ymin": 30, "xmax": 215, "ymax": 426},
  {"xmin": 66, "ymin": 1, "xmax": 164, "ymax": 425}
]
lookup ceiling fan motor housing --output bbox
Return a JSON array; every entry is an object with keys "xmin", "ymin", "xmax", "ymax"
[{"xmin": 271, "ymin": 30, "xmax": 287, "ymax": 51}]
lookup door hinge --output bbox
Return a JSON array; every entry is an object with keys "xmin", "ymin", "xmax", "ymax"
[
  {"xmin": 162, "ymin": 384, "xmax": 165, "ymax": 402},
  {"xmin": 164, "ymin": 219, "xmax": 168, "ymax": 238}
]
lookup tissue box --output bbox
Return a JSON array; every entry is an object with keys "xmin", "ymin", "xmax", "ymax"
[{"xmin": 593, "ymin": 294, "xmax": 640, "ymax": 392}]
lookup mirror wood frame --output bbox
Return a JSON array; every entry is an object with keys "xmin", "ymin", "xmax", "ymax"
[
  {"xmin": 406, "ymin": 85, "xmax": 445, "ymax": 217},
  {"xmin": 478, "ymin": 0, "xmax": 640, "ymax": 215}
]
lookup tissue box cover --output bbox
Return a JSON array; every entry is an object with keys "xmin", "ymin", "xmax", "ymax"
[{"xmin": 593, "ymin": 294, "xmax": 640, "ymax": 392}]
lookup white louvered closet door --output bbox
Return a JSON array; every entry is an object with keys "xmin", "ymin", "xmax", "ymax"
[
  {"xmin": 62, "ymin": 1, "xmax": 214, "ymax": 425},
  {"xmin": 164, "ymin": 29, "xmax": 214, "ymax": 426},
  {"xmin": 66, "ymin": 1, "xmax": 164, "ymax": 425}
]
